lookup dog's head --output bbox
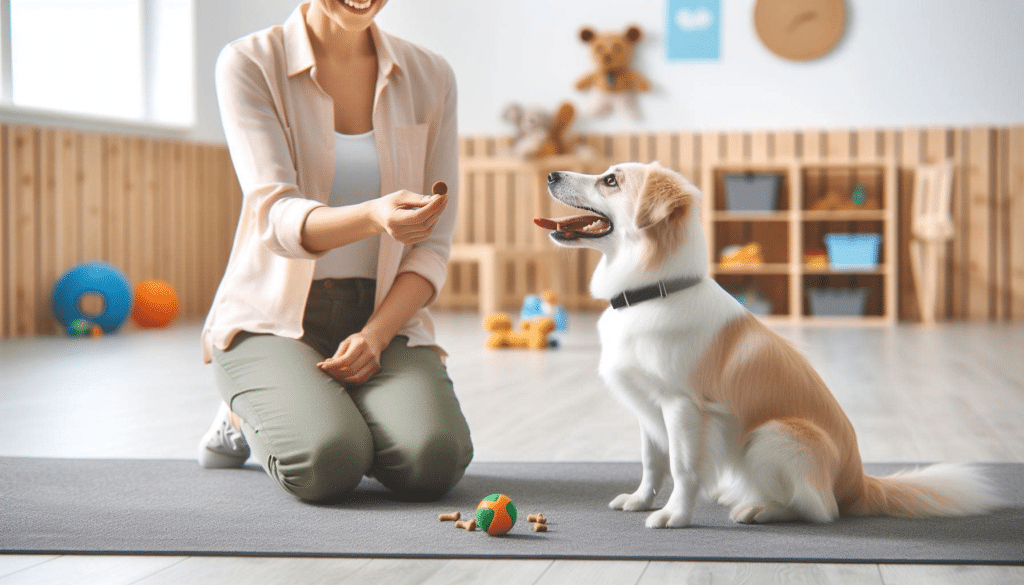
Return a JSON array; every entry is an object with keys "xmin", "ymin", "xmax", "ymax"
[{"xmin": 534, "ymin": 162, "xmax": 703, "ymax": 272}]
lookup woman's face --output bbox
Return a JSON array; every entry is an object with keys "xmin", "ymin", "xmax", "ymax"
[{"xmin": 309, "ymin": 0, "xmax": 390, "ymax": 32}]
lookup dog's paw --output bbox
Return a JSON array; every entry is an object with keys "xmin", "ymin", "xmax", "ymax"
[
  {"xmin": 645, "ymin": 507, "xmax": 692, "ymax": 529},
  {"xmin": 609, "ymin": 492, "xmax": 655, "ymax": 512},
  {"xmin": 730, "ymin": 502, "xmax": 793, "ymax": 524}
]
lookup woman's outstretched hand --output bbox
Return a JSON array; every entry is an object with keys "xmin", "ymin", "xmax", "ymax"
[
  {"xmin": 317, "ymin": 331, "xmax": 384, "ymax": 386},
  {"xmin": 369, "ymin": 189, "xmax": 448, "ymax": 245}
]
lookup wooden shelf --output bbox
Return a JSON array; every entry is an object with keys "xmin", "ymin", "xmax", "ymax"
[
  {"xmin": 703, "ymin": 162, "xmax": 897, "ymax": 325},
  {"xmin": 801, "ymin": 210, "xmax": 886, "ymax": 221},
  {"xmin": 801, "ymin": 265, "xmax": 888, "ymax": 276},
  {"xmin": 714, "ymin": 263, "xmax": 791, "ymax": 275},
  {"xmin": 713, "ymin": 211, "xmax": 791, "ymax": 222}
]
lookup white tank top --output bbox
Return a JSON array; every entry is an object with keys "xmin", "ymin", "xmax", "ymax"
[{"xmin": 313, "ymin": 130, "xmax": 381, "ymax": 281}]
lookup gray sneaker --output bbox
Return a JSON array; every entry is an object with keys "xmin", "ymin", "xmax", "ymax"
[{"xmin": 197, "ymin": 402, "xmax": 250, "ymax": 468}]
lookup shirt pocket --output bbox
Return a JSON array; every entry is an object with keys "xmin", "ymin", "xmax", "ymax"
[{"xmin": 393, "ymin": 123, "xmax": 429, "ymax": 193}]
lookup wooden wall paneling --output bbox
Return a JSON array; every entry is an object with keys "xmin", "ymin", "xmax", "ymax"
[
  {"xmin": 37, "ymin": 130, "xmax": 58, "ymax": 334},
  {"xmin": 126, "ymin": 138, "xmax": 145, "ymax": 290},
  {"xmin": 104, "ymin": 137, "xmax": 125, "ymax": 285},
  {"xmin": 725, "ymin": 131, "xmax": 745, "ymax": 162},
  {"xmin": 750, "ymin": 131, "xmax": 770, "ymax": 165},
  {"xmin": 966, "ymin": 128, "xmax": 994, "ymax": 320},
  {"xmin": 999, "ymin": 129, "xmax": 1015, "ymax": 319},
  {"xmin": 175, "ymin": 142, "xmax": 190, "ymax": 317},
  {"xmin": 196, "ymin": 143, "xmax": 210, "ymax": 318},
  {"xmin": 654, "ymin": 132, "xmax": 673, "ymax": 168},
  {"xmin": 856, "ymin": 129, "xmax": 880, "ymax": 161},
  {"xmin": 1011, "ymin": 127, "xmax": 1024, "ymax": 319},
  {"xmin": 803, "ymin": 130, "xmax": 825, "ymax": 163},
  {"xmin": 674, "ymin": 131, "xmax": 698, "ymax": 181},
  {"xmin": 826, "ymin": 129, "xmax": 853, "ymax": 162},
  {"xmin": 6, "ymin": 126, "xmax": 37, "ymax": 336},
  {"xmin": 610, "ymin": 133, "xmax": 633, "ymax": 163},
  {"xmin": 774, "ymin": 130, "xmax": 797, "ymax": 162},
  {"xmin": 897, "ymin": 129, "xmax": 923, "ymax": 321},
  {"xmin": 0, "ymin": 125, "xmax": 6, "ymax": 338},
  {"xmin": 950, "ymin": 129, "xmax": 970, "ymax": 319},
  {"xmin": 923, "ymin": 129, "xmax": 952, "ymax": 321},
  {"xmin": 80, "ymin": 133, "xmax": 105, "ymax": 265}
]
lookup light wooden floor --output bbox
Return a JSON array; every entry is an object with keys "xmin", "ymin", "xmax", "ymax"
[{"xmin": 1, "ymin": 311, "xmax": 1022, "ymax": 584}]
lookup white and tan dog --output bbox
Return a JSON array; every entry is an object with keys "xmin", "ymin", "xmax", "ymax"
[{"xmin": 534, "ymin": 162, "xmax": 1000, "ymax": 528}]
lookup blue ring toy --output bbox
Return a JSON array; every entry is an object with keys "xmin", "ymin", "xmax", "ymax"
[{"xmin": 52, "ymin": 262, "xmax": 133, "ymax": 334}]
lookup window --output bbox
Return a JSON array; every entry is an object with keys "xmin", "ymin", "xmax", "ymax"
[{"xmin": 1, "ymin": 0, "xmax": 194, "ymax": 127}]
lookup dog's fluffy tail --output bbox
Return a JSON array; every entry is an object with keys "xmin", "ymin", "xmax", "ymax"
[{"xmin": 848, "ymin": 463, "xmax": 1001, "ymax": 518}]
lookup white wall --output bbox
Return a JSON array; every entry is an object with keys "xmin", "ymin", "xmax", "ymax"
[{"xmin": 190, "ymin": 0, "xmax": 1024, "ymax": 143}]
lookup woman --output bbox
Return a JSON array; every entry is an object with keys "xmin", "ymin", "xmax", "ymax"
[{"xmin": 197, "ymin": 0, "xmax": 473, "ymax": 503}]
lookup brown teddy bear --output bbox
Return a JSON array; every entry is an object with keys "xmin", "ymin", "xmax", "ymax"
[{"xmin": 575, "ymin": 25, "xmax": 650, "ymax": 120}]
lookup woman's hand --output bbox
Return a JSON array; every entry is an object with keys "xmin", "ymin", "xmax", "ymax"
[
  {"xmin": 317, "ymin": 331, "xmax": 386, "ymax": 386},
  {"xmin": 369, "ymin": 190, "xmax": 448, "ymax": 245}
]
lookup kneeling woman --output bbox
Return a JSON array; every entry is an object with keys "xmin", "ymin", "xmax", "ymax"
[{"xmin": 197, "ymin": 0, "xmax": 473, "ymax": 503}]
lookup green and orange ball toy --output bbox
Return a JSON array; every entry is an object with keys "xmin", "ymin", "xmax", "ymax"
[{"xmin": 476, "ymin": 494, "xmax": 517, "ymax": 536}]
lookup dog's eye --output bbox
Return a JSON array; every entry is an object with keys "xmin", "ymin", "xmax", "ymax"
[{"xmin": 603, "ymin": 174, "xmax": 618, "ymax": 188}]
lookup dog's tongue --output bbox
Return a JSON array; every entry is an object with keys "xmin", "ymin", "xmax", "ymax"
[{"xmin": 534, "ymin": 214, "xmax": 610, "ymax": 239}]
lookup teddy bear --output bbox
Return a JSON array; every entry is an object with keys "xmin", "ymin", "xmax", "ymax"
[
  {"xmin": 501, "ymin": 101, "xmax": 579, "ymax": 158},
  {"xmin": 575, "ymin": 25, "xmax": 650, "ymax": 120}
]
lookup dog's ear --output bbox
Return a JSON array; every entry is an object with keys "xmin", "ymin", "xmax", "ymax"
[
  {"xmin": 634, "ymin": 164, "xmax": 695, "ymax": 230},
  {"xmin": 580, "ymin": 27, "xmax": 596, "ymax": 43},
  {"xmin": 625, "ymin": 26, "xmax": 642, "ymax": 43}
]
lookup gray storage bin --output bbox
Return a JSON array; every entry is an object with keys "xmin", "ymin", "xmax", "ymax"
[
  {"xmin": 808, "ymin": 287, "xmax": 869, "ymax": 317},
  {"xmin": 724, "ymin": 173, "xmax": 781, "ymax": 212}
]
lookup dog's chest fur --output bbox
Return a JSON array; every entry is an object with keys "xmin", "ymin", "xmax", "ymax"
[{"xmin": 595, "ymin": 281, "xmax": 744, "ymax": 405}]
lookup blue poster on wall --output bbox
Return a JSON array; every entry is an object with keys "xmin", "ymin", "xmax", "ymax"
[{"xmin": 667, "ymin": 0, "xmax": 721, "ymax": 60}]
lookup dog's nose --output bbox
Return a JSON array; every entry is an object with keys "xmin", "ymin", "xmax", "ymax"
[{"xmin": 548, "ymin": 172, "xmax": 563, "ymax": 186}]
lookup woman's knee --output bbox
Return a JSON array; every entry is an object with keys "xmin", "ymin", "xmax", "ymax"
[
  {"xmin": 374, "ymin": 429, "xmax": 473, "ymax": 501},
  {"xmin": 274, "ymin": 426, "xmax": 375, "ymax": 503}
]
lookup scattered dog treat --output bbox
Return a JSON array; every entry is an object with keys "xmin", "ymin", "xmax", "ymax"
[
  {"xmin": 533, "ymin": 522, "xmax": 548, "ymax": 532},
  {"xmin": 455, "ymin": 519, "xmax": 477, "ymax": 531},
  {"xmin": 527, "ymin": 513, "xmax": 547, "ymax": 524},
  {"xmin": 438, "ymin": 511, "xmax": 461, "ymax": 522}
]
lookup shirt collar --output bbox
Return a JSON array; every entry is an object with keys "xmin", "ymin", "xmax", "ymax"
[{"xmin": 284, "ymin": 2, "xmax": 401, "ymax": 80}]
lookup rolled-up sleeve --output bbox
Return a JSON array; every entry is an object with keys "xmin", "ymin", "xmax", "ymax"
[
  {"xmin": 215, "ymin": 43, "xmax": 324, "ymax": 260},
  {"xmin": 397, "ymin": 61, "xmax": 458, "ymax": 304}
]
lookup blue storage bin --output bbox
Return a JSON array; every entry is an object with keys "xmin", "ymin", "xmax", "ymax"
[
  {"xmin": 824, "ymin": 233, "xmax": 881, "ymax": 269},
  {"xmin": 724, "ymin": 173, "xmax": 781, "ymax": 212}
]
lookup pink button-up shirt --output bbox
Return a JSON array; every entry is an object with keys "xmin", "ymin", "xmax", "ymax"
[{"xmin": 201, "ymin": 3, "xmax": 458, "ymax": 363}]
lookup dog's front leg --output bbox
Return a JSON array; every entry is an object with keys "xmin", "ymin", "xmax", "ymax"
[
  {"xmin": 646, "ymin": 399, "xmax": 704, "ymax": 528},
  {"xmin": 609, "ymin": 423, "xmax": 667, "ymax": 511}
]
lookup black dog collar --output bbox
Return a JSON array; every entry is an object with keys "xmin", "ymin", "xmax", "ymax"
[{"xmin": 610, "ymin": 276, "xmax": 704, "ymax": 309}]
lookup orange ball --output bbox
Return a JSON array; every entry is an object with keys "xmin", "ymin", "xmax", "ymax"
[{"xmin": 131, "ymin": 279, "xmax": 179, "ymax": 328}]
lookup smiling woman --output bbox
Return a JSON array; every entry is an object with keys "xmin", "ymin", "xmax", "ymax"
[{"xmin": 197, "ymin": 0, "xmax": 473, "ymax": 506}]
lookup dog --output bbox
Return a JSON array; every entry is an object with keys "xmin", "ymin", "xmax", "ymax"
[{"xmin": 534, "ymin": 162, "xmax": 1001, "ymax": 528}]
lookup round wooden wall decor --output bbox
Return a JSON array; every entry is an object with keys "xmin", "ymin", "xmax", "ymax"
[{"xmin": 754, "ymin": 0, "xmax": 847, "ymax": 61}]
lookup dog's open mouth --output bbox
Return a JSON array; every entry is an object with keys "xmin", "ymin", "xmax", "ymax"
[{"xmin": 533, "ymin": 211, "xmax": 613, "ymax": 240}]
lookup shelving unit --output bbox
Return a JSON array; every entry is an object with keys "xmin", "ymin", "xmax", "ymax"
[{"xmin": 702, "ymin": 162, "xmax": 897, "ymax": 325}]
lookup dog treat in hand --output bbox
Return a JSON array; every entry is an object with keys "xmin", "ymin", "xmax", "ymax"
[
  {"xmin": 533, "ymin": 522, "xmax": 548, "ymax": 532},
  {"xmin": 527, "ymin": 513, "xmax": 547, "ymax": 524},
  {"xmin": 431, "ymin": 181, "xmax": 448, "ymax": 196},
  {"xmin": 455, "ymin": 519, "xmax": 477, "ymax": 531},
  {"xmin": 438, "ymin": 511, "xmax": 461, "ymax": 522}
]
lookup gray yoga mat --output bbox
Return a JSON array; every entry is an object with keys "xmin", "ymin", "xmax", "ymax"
[{"xmin": 1, "ymin": 457, "xmax": 1021, "ymax": 564}]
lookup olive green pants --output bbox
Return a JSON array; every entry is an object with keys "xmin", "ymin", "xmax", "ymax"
[{"xmin": 211, "ymin": 278, "xmax": 473, "ymax": 503}]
